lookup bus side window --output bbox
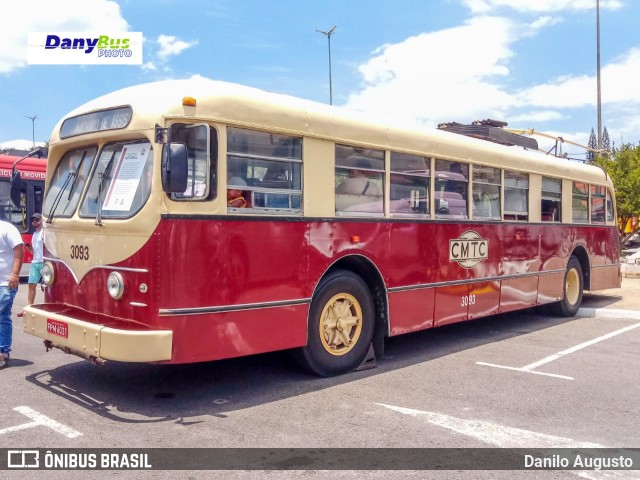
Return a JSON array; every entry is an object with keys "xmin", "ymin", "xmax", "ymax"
[
  {"xmin": 170, "ymin": 123, "xmax": 214, "ymax": 201},
  {"xmin": 504, "ymin": 171, "xmax": 529, "ymax": 221},
  {"xmin": 389, "ymin": 151, "xmax": 429, "ymax": 215},
  {"xmin": 227, "ymin": 127, "xmax": 302, "ymax": 213},
  {"xmin": 434, "ymin": 159, "xmax": 468, "ymax": 218},
  {"xmin": 541, "ymin": 177, "xmax": 561, "ymax": 222}
]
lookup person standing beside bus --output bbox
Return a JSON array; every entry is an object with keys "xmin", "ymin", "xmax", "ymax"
[
  {"xmin": 25, "ymin": 213, "xmax": 44, "ymax": 308},
  {"xmin": 0, "ymin": 218, "xmax": 24, "ymax": 368}
]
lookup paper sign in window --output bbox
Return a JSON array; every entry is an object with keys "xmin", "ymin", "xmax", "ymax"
[{"xmin": 102, "ymin": 143, "xmax": 150, "ymax": 211}]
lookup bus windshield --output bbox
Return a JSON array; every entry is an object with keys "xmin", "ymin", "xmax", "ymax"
[
  {"xmin": 43, "ymin": 146, "xmax": 97, "ymax": 218},
  {"xmin": 79, "ymin": 141, "xmax": 153, "ymax": 219}
]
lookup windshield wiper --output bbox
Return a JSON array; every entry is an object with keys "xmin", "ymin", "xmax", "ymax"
[
  {"xmin": 46, "ymin": 150, "xmax": 88, "ymax": 224},
  {"xmin": 95, "ymin": 150, "xmax": 117, "ymax": 226},
  {"xmin": 46, "ymin": 172, "xmax": 76, "ymax": 225}
]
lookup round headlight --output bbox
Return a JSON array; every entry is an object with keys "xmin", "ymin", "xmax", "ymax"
[
  {"xmin": 107, "ymin": 272, "xmax": 125, "ymax": 300},
  {"xmin": 41, "ymin": 261, "xmax": 55, "ymax": 286}
]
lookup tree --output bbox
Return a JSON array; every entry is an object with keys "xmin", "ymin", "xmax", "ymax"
[
  {"xmin": 602, "ymin": 126, "xmax": 611, "ymax": 152},
  {"xmin": 587, "ymin": 128, "xmax": 597, "ymax": 162},
  {"xmin": 595, "ymin": 144, "xmax": 640, "ymax": 232}
]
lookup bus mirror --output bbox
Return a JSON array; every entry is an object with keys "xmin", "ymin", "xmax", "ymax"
[
  {"xmin": 161, "ymin": 143, "xmax": 188, "ymax": 193},
  {"xmin": 9, "ymin": 170, "xmax": 23, "ymax": 208}
]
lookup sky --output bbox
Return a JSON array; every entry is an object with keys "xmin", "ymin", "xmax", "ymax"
[{"xmin": 1, "ymin": 0, "xmax": 638, "ymax": 159}]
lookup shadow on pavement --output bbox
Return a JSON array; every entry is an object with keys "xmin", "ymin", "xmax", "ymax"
[
  {"xmin": 581, "ymin": 292, "xmax": 623, "ymax": 309},
  {"xmin": 25, "ymin": 308, "xmax": 583, "ymax": 425}
]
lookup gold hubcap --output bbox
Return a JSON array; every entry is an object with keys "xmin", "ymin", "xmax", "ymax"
[
  {"xmin": 566, "ymin": 268, "xmax": 580, "ymax": 306},
  {"xmin": 319, "ymin": 293, "xmax": 363, "ymax": 356}
]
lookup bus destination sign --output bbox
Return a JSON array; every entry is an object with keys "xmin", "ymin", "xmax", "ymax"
[{"xmin": 449, "ymin": 230, "xmax": 488, "ymax": 268}]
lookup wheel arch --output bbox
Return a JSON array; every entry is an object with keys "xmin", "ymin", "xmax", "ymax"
[
  {"xmin": 570, "ymin": 245, "xmax": 591, "ymax": 290},
  {"xmin": 314, "ymin": 254, "xmax": 389, "ymax": 355}
]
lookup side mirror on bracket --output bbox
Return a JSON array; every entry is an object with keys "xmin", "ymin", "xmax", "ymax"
[
  {"xmin": 9, "ymin": 170, "xmax": 23, "ymax": 208},
  {"xmin": 161, "ymin": 143, "xmax": 188, "ymax": 193}
]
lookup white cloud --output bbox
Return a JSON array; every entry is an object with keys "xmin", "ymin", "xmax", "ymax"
[
  {"xmin": 460, "ymin": 0, "xmax": 622, "ymax": 14},
  {"xmin": 345, "ymin": 16, "xmax": 517, "ymax": 127},
  {"xmin": 510, "ymin": 110, "xmax": 566, "ymax": 123},
  {"xmin": 0, "ymin": 0, "xmax": 129, "ymax": 74},
  {"xmin": 344, "ymin": 9, "xmax": 640, "ymax": 152},
  {"xmin": 156, "ymin": 35, "xmax": 198, "ymax": 61},
  {"xmin": 0, "ymin": 140, "xmax": 46, "ymax": 150},
  {"xmin": 516, "ymin": 47, "xmax": 640, "ymax": 108}
]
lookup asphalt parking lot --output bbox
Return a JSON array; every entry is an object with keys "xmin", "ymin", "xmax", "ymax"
[{"xmin": 1, "ymin": 279, "xmax": 639, "ymax": 479}]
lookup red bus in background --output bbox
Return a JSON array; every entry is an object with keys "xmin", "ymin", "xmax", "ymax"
[{"xmin": 0, "ymin": 153, "xmax": 46, "ymax": 276}]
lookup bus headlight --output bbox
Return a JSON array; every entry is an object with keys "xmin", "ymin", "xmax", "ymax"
[
  {"xmin": 107, "ymin": 272, "xmax": 125, "ymax": 300},
  {"xmin": 41, "ymin": 262, "xmax": 55, "ymax": 286}
]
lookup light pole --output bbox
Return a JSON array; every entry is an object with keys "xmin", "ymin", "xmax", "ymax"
[
  {"xmin": 316, "ymin": 26, "xmax": 337, "ymax": 105},
  {"xmin": 25, "ymin": 114, "xmax": 37, "ymax": 149},
  {"xmin": 596, "ymin": 0, "xmax": 602, "ymax": 150}
]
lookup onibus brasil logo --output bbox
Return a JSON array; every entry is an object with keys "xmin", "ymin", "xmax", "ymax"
[{"xmin": 449, "ymin": 230, "xmax": 488, "ymax": 268}]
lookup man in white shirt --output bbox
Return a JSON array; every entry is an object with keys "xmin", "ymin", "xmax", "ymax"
[{"xmin": 0, "ymin": 217, "xmax": 24, "ymax": 368}]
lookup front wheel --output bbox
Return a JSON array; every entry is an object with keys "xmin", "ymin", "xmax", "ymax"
[
  {"xmin": 549, "ymin": 256, "xmax": 583, "ymax": 317},
  {"xmin": 296, "ymin": 270, "xmax": 375, "ymax": 377}
]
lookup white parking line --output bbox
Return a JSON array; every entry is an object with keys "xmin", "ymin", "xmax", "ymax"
[
  {"xmin": 377, "ymin": 403, "xmax": 604, "ymax": 448},
  {"xmin": 0, "ymin": 406, "xmax": 82, "ymax": 438},
  {"xmin": 378, "ymin": 403, "xmax": 635, "ymax": 480},
  {"xmin": 476, "ymin": 322, "xmax": 640, "ymax": 380}
]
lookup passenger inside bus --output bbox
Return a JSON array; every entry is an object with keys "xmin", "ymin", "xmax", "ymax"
[
  {"xmin": 227, "ymin": 177, "xmax": 248, "ymax": 208},
  {"xmin": 336, "ymin": 158, "xmax": 381, "ymax": 196}
]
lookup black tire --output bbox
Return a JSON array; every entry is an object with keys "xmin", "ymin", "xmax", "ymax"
[
  {"xmin": 549, "ymin": 256, "xmax": 584, "ymax": 317},
  {"xmin": 296, "ymin": 270, "xmax": 375, "ymax": 377}
]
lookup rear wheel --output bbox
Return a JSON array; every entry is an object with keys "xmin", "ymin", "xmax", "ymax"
[
  {"xmin": 297, "ymin": 270, "xmax": 374, "ymax": 377},
  {"xmin": 549, "ymin": 256, "xmax": 583, "ymax": 317}
]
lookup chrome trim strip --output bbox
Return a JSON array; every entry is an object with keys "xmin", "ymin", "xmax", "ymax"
[
  {"xmin": 591, "ymin": 263, "xmax": 620, "ymax": 269},
  {"xmin": 388, "ymin": 269, "xmax": 566, "ymax": 293},
  {"xmin": 130, "ymin": 302, "xmax": 148, "ymax": 308},
  {"xmin": 89, "ymin": 265, "xmax": 149, "ymax": 273},
  {"xmin": 44, "ymin": 256, "xmax": 148, "ymax": 284},
  {"xmin": 159, "ymin": 297, "xmax": 312, "ymax": 316}
]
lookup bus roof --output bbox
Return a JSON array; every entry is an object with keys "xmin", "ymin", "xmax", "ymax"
[
  {"xmin": 0, "ymin": 154, "xmax": 47, "ymax": 180},
  {"xmin": 51, "ymin": 78, "xmax": 611, "ymax": 186}
]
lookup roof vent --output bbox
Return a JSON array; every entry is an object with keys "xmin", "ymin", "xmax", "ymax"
[{"xmin": 437, "ymin": 119, "xmax": 538, "ymax": 150}]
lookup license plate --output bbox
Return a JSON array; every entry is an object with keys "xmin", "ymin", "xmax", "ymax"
[{"xmin": 47, "ymin": 319, "xmax": 68, "ymax": 338}]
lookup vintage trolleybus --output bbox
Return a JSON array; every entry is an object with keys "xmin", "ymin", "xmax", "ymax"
[{"xmin": 23, "ymin": 79, "xmax": 621, "ymax": 376}]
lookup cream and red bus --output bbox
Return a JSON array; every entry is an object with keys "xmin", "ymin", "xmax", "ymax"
[{"xmin": 23, "ymin": 79, "xmax": 620, "ymax": 376}]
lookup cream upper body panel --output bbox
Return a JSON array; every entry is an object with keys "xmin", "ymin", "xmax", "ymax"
[{"xmin": 48, "ymin": 78, "xmax": 612, "ymax": 190}]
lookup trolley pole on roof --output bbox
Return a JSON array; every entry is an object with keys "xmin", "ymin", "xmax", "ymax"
[
  {"xmin": 25, "ymin": 114, "xmax": 37, "ymax": 149},
  {"xmin": 316, "ymin": 26, "xmax": 337, "ymax": 105},
  {"xmin": 596, "ymin": 0, "xmax": 602, "ymax": 150}
]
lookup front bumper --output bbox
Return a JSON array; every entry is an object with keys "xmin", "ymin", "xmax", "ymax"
[{"xmin": 23, "ymin": 304, "xmax": 173, "ymax": 363}]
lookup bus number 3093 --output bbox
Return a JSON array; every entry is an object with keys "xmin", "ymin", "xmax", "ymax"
[
  {"xmin": 461, "ymin": 294, "xmax": 476, "ymax": 307},
  {"xmin": 70, "ymin": 245, "xmax": 89, "ymax": 260}
]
